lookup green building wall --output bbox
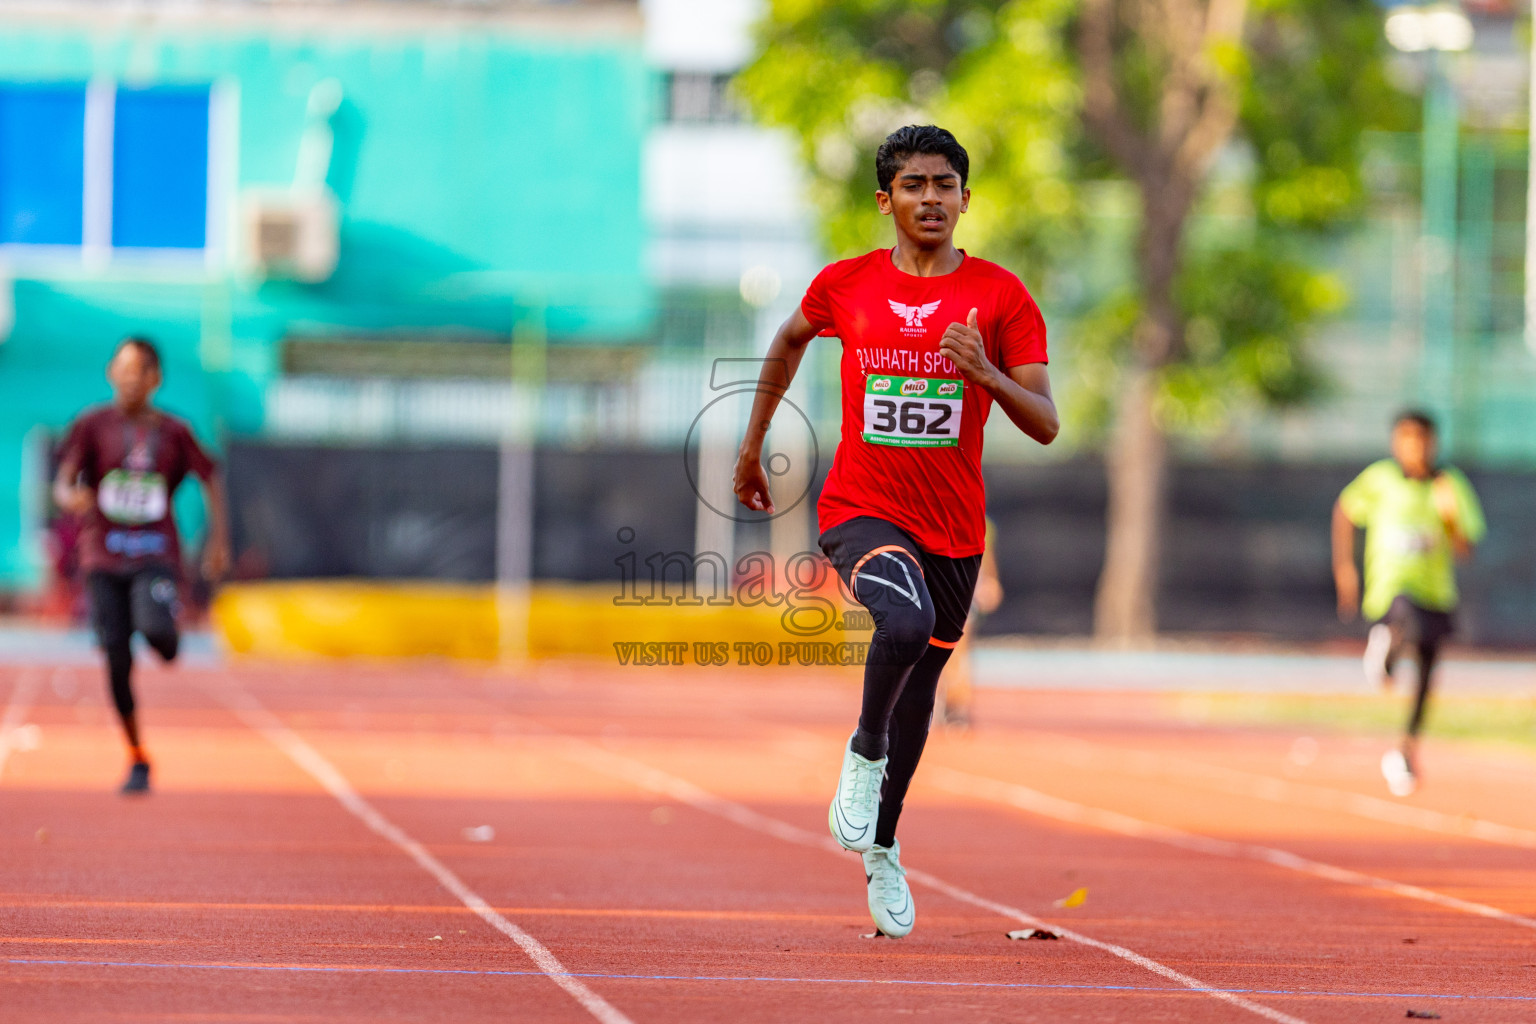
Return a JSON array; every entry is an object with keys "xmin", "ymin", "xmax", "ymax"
[{"xmin": 0, "ymin": 19, "xmax": 655, "ymax": 588}]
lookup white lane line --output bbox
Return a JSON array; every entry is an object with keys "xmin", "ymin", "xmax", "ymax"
[
  {"xmin": 555, "ymin": 738, "xmax": 1310, "ymax": 1024},
  {"xmin": 213, "ymin": 683, "xmax": 634, "ymax": 1024},
  {"xmin": 1010, "ymin": 730, "xmax": 1536, "ymax": 851},
  {"xmin": 0, "ymin": 669, "xmax": 42, "ymax": 781},
  {"xmin": 923, "ymin": 764, "xmax": 1536, "ymax": 932}
]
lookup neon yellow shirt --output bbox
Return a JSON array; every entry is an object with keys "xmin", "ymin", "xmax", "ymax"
[{"xmin": 1338, "ymin": 459, "xmax": 1486, "ymax": 619}]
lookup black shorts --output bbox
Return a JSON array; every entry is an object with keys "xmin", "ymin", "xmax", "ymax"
[
  {"xmin": 819, "ymin": 516, "xmax": 982, "ymax": 645},
  {"xmin": 88, "ymin": 565, "xmax": 180, "ymax": 649},
  {"xmin": 1380, "ymin": 594, "xmax": 1454, "ymax": 648}
]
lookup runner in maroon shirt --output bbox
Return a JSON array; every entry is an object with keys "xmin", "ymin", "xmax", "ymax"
[
  {"xmin": 53, "ymin": 337, "xmax": 230, "ymax": 794},
  {"xmin": 733, "ymin": 126, "xmax": 1059, "ymax": 938}
]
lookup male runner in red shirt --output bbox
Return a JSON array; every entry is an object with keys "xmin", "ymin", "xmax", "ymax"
[
  {"xmin": 733, "ymin": 125, "xmax": 1058, "ymax": 937},
  {"xmin": 54, "ymin": 337, "xmax": 229, "ymax": 794}
]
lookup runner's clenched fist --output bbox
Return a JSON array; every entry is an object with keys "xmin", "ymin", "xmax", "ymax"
[{"xmin": 939, "ymin": 308, "xmax": 994, "ymax": 385}]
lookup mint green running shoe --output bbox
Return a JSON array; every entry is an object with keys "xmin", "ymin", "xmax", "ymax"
[
  {"xmin": 829, "ymin": 733, "xmax": 885, "ymax": 852},
  {"xmin": 863, "ymin": 839, "xmax": 914, "ymax": 937}
]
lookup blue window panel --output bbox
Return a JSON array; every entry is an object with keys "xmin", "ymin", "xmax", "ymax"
[
  {"xmin": 112, "ymin": 87, "xmax": 209, "ymax": 249},
  {"xmin": 0, "ymin": 85, "xmax": 86, "ymax": 245}
]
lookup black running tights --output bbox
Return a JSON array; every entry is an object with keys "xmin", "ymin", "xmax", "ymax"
[
  {"xmin": 88, "ymin": 568, "xmax": 179, "ymax": 725},
  {"xmin": 1406, "ymin": 640, "xmax": 1440, "ymax": 739}
]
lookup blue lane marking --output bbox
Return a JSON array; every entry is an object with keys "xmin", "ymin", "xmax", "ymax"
[{"xmin": 7, "ymin": 957, "xmax": 1535, "ymax": 1003}]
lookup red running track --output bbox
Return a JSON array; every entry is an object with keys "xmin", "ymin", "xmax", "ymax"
[{"xmin": 3, "ymin": 659, "xmax": 1535, "ymax": 1023}]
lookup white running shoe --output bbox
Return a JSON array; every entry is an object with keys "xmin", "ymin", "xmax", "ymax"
[
  {"xmin": 863, "ymin": 840, "xmax": 915, "ymax": 938},
  {"xmin": 829, "ymin": 733, "xmax": 885, "ymax": 852},
  {"xmin": 1364, "ymin": 624, "xmax": 1394, "ymax": 690},
  {"xmin": 1381, "ymin": 749, "xmax": 1417, "ymax": 797}
]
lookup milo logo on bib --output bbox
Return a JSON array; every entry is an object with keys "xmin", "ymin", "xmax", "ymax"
[{"xmin": 862, "ymin": 376, "xmax": 964, "ymax": 448}]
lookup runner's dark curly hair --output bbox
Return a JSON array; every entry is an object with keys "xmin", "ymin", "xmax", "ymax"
[{"xmin": 875, "ymin": 125, "xmax": 969, "ymax": 194}]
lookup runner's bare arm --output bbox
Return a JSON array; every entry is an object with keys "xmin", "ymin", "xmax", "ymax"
[
  {"xmin": 733, "ymin": 307, "xmax": 821, "ymax": 514},
  {"xmin": 976, "ymin": 542, "xmax": 1003, "ymax": 614},
  {"xmin": 939, "ymin": 309, "xmax": 1058, "ymax": 444},
  {"xmin": 1331, "ymin": 500, "xmax": 1360, "ymax": 621},
  {"xmin": 989, "ymin": 363, "xmax": 1059, "ymax": 445},
  {"xmin": 51, "ymin": 453, "xmax": 94, "ymax": 516},
  {"xmin": 200, "ymin": 470, "xmax": 231, "ymax": 582}
]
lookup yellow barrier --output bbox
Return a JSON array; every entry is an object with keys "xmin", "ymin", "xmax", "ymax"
[
  {"xmin": 212, "ymin": 581, "xmax": 869, "ymax": 662},
  {"xmin": 212, "ymin": 582, "xmax": 499, "ymax": 660}
]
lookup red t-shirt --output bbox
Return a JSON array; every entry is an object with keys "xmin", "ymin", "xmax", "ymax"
[
  {"xmin": 801, "ymin": 249, "xmax": 1048, "ymax": 557},
  {"xmin": 58, "ymin": 406, "xmax": 217, "ymax": 575}
]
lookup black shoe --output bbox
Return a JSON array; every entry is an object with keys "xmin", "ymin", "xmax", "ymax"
[{"xmin": 121, "ymin": 761, "xmax": 151, "ymax": 795}]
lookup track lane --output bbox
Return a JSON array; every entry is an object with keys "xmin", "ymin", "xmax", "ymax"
[
  {"xmin": 7, "ymin": 661, "xmax": 1536, "ymax": 1023},
  {"xmin": 234, "ymin": 662, "xmax": 1536, "ymax": 1022},
  {"xmin": 212, "ymin": 679, "xmax": 634, "ymax": 1024},
  {"xmin": 1, "ymin": 666, "xmax": 631, "ymax": 1023},
  {"xmin": 224, "ymin": 664, "xmax": 1329, "ymax": 1022}
]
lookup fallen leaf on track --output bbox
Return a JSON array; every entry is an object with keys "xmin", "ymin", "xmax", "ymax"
[
  {"xmin": 1054, "ymin": 887, "xmax": 1088, "ymax": 909},
  {"xmin": 1405, "ymin": 1011, "xmax": 1441, "ymax": 1020}
]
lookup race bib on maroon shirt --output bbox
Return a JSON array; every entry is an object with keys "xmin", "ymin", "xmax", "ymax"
[{"xmin": 98, "ymin": 469, "xmax": 169, "ymax": 525}]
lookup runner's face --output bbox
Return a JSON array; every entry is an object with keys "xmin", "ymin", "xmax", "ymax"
[
  {"xmin": 107, "ymin": 346, "xmax": 161, "ymax": 412},
  {"xmin": 1391, "ymin": 421, "xmax": 1435, "ymax": 478},
  {"xmin": 876, "ymin": 153, "xmax": 969, "ymax": 248}
]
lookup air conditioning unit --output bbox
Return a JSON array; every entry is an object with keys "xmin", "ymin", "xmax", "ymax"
[{"xmin": 240, "ymin": 188, "xmax": 339, "ymax": 283}]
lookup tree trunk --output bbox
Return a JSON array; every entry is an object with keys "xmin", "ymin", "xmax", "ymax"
[
  {"xmin": 1077, "ymin": 0, "xmax": 1248, "ymax": 643},
  {"xmin": 1093, "ymin": 363, "xmax": 1167, "ymax": 643},
  {"xmin": 1093, "ymin": 183, "xmax": 1187, "ymax": 644}
]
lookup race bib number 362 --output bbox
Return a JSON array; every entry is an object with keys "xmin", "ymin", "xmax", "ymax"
[{"xmin": 862, "ymin": 376, "xmax": 963, "ymax": 448}]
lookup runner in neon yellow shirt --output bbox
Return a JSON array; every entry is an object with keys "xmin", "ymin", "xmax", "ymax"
[{"xmin": 1332, "ymin": 410, "xmax": 1485, "ymax": 796}]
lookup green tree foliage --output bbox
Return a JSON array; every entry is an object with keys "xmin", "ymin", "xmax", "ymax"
[
  {"xmin": 1244, "ymin": 0, "xmax": 1416, "ymax": 231},
  {"xmin": 737, "ymin": 0, "xmax": 1080, "ymax": 283},
  {"xmin": 1164, "ymin": 240, "xmax": 1348, "ymax": 431}
]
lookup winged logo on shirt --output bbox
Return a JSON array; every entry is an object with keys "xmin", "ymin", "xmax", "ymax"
[{"xmin": 888, "ymin": 300, "xmax": 941, "ymax": 328}]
